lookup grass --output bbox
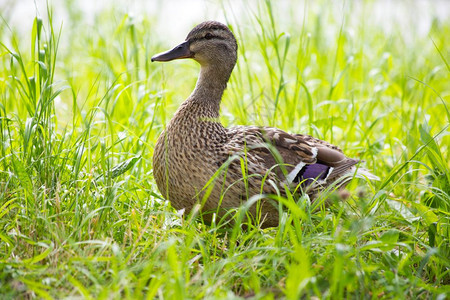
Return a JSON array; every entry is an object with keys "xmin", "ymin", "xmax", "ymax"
[{"xmin": 0, "ymin": 0, "xmax": 449, "ymax": 298}]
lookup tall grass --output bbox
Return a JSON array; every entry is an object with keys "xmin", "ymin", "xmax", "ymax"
[{"xmin": 1, "ymin": 0, "xmax": 449, "ymax": 298}]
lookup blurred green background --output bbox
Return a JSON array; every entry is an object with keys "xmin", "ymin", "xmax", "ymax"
[{"xmin": 0, "ymin": 0, "xmax": 449, "ymax": 298}]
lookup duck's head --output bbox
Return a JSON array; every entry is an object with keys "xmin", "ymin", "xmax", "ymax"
[{"xmin": 151, "ymin": 21, "xmax": 237, "ymax": 69}]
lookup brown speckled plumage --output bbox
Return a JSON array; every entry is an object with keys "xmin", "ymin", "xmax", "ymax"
[{"xmin": 152, "ymin": 21, "xmax": 378, "ymax": 227}]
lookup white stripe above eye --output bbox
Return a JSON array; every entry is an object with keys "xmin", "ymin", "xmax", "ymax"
[{"xmin": 286, "ymin": 162, "xmax": 306, "ymax": 184}]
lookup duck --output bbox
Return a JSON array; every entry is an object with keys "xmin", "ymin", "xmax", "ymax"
[{"xmin": 151, "ymin": 21, "xmax": 378, "ymax": 228}]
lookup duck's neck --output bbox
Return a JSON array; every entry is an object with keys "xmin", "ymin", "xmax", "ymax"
[{"xmin": 187, "ymin": 64, "xmax": 233, "ymax": 118}]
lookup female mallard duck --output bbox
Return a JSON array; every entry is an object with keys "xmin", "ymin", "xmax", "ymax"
[{"xmin": 152, "ymin": 21, "xmax": 378, "ymax": 227}]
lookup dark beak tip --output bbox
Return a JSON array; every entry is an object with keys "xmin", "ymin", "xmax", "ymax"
[{"xmin": 151, "ymin": 41, "xmax": 191, "ymax": 63}]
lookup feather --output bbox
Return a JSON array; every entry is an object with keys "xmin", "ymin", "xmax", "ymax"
[
  {"xmin": 351, "ymin": 167, "xmax": 380, "ymax": 181},
  {"xmin": 152, "ymin": 20, "xmax": 380, "ymax": 228}
]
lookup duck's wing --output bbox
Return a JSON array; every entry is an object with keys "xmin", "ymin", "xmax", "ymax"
[{"xmin": 225, "ymin": 126, "xmax": 365, "ymax": 189}]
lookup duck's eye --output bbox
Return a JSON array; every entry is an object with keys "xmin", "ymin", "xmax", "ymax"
[{"xmin": 204, "ymin": 33, "xmax": 214, "ymax": 40}]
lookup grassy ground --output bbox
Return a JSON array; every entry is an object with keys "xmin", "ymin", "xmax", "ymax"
[{"xmin": 1, "ymin": 0, "xmax": 449, "ymax": 298}]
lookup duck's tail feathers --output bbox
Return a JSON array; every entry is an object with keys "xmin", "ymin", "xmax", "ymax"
[{"xmin": 351, "ymin": 167, "xmax": 380, "ymax": 181}]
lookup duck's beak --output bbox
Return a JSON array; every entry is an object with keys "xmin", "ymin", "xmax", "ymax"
[{"xmin": 151, "ymin": 41, "xmax": 193, "ymax": 62}]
